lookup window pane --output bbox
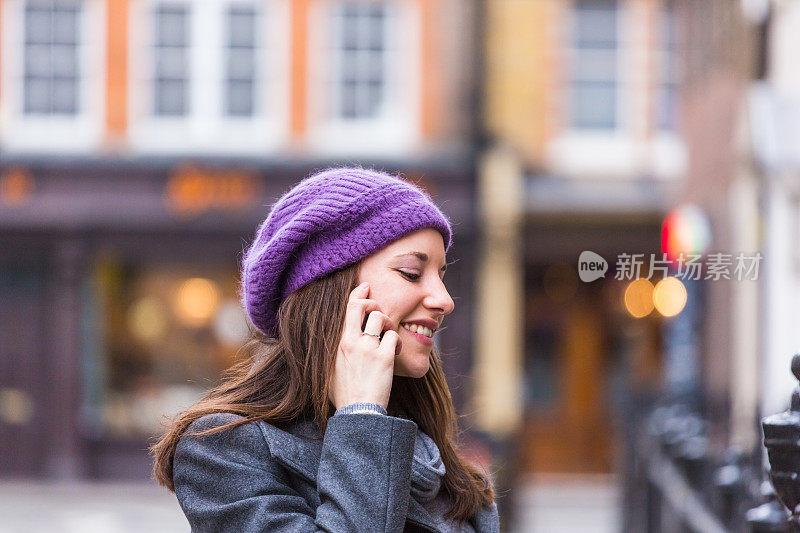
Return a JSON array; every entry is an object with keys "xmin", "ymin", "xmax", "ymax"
[
  {"xmin": 23, "ymin": 1, "xmax": 81, "ymax": 116},
  {"xmin": 52, "ymin": 4, "xmax": 80, "ymax": 45},
  {"xmin": 24, "ymin": 44, "xmax": 51, "ymax": 77},
  {"xmin": 52, "ymin": 77, "xmax": 78, "ymax": 114},
  {"xmin": 152, "ymin": 4, "xmax": 189, "ymax": 117},
  {"xmin": 51, "ymin": 44, "xmax": 79, "ymax": 77},
  {"xmin": 24, "ymin": 7, "xmax": 52, "ymax": 44},
  {"xmin": 341, "ymin": 79, "xmax": 358, "ymax": 118},
  {"xmin": 224, "ymin": 4, "xmax": 258, "ymax": 118},
  {"xmin": 657, "ymin": 86, "xmax": 676, "ymax": 131},
  {"xmin": 155, "ymin": 47, "xmax": 186, "ymax": 78},
  {"xmin": 228, "ymin": 7, "xmax": 257, "ymax": 48},
  {"xmin": 227, "ymin": 48, "xmax": 254, "ymax": 80},
  {"xmin": 570, "ymin": 0, "xmax": 619, "ymax": 129},
  {"xmin": 571, "ymin": 83, "xmax": 617, "ymax": 129},
  {"xmin": 332, "ymin": 1, "xmax": 389, "ymax": 120},
  {"xmin": 656, "ymin": 5, "xmax": 679, "ymax": 131},
  {"xmin": 366, "ymin": 8, "xmax": 385, "ymax": 51},
  {"xmin": 155, "ymin": 79, "xmax": 186, "ymax": 115},
  {"xmin": 23, "ymin": 77, "xmax": 50, "ymax": 114},
  {"xmin": 226, "ymin": 80, "xmax": 254, "ymax": 116},
  {"xmin": 154, "ymin": 6, "xmax": 188, "ymax": 47},
  {"xmin": 366, "ymin": 80, "xmax": 382, "ymax": 115},
  {"xmin": 572, "ymin": 49, "xmax": 616, "ymax": 82},
  {"xmin": 574, "ymin": 8, "xmax": 617, "ymax": 48}
]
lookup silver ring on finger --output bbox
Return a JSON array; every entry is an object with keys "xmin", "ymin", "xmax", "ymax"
[{"xmin": 362, "ymin": 332, "xmax": 381, "ymax": 341}]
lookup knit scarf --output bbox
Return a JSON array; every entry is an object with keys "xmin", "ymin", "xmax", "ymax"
[{"xmin": 411, "ymin": 428, "xmax": 446, "ymax": 503}]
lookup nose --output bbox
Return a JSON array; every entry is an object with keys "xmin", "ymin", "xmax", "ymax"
[{"xmin": 424, "ymin": 277, "xmax": 455, "ymax": 316}]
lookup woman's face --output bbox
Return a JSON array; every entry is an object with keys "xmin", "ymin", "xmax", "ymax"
[{"xmin": 356, "ymin": 228, "xmax": 455, "ymax": 378}]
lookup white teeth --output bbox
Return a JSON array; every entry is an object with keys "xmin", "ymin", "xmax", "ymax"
[{"xmin": 402, "ymin": 323, "xmax": 433, "ymax": 338}]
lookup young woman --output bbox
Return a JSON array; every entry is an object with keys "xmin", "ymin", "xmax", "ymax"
[{"xmin": 150, "ymin": 168, "xmax": 499, "ymax": 532}]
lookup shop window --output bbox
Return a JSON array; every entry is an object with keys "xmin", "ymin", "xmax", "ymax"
[{"xmin": 84, "ymin": 256, "xmax": 251, "ymax": 438}]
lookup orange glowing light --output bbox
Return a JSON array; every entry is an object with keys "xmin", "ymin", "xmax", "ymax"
[
  {"xmin": 624, "ymin": 278, "xmax": 655, "ymax": 318},
  {"xmin": 653, "ymin": 276, "xmax": 687, "ymax": 317}
]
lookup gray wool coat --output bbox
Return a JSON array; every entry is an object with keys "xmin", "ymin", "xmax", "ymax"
[{"xmin": 172, "ymin": 412, "xmax": 500, "ymax": 533}]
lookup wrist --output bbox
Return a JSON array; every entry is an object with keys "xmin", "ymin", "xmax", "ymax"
[{"xmin": 334, "ymin": 402, "xmax": 388, "ymax": 416}]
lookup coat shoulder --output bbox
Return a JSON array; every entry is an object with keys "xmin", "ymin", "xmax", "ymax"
[{"xmin": 176, "ymin": 412, "xmax": 285, "ymax": 477}]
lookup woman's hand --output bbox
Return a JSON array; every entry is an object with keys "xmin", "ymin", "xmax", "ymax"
[{"xmin": 330, "ymin": 282, "xmax": 401, "ymax": 410}]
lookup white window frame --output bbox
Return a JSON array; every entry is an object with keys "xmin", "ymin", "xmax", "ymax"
[
  {"xmin": 128, "ymin": 0, "xmax": 289, "ymax": 154},
  {"xmin": 307, "ymin": 0, "xmax": 420, "ymax": 156},
  {"xmin": 0, "ymin": 0, "xmax": 105, "ymax": 152}
]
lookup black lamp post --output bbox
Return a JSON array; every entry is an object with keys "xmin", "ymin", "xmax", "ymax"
[{"xmin": 757, "ymin": 354, "xmax": 800, "ymax": 531}]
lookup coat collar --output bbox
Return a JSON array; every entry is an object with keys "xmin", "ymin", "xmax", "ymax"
[{"xmin": 255, "ymin": 418, "xmax": 497, "ymax": 533}]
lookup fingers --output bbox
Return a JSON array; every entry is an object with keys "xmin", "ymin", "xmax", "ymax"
[
  {"xmin": 376, "ymin": 329, "xmax": 401, "ymax": 359},
  {"xmin": 363, "ymin": 309, "xmax": 384, "ymax": 337},
  {"xmin": 344, "ymin": 282, "xmax": 398, "ymax": 356},
  {"xmin": 344, "ymin": 283, "xmax": 379, "ymax": 337}
]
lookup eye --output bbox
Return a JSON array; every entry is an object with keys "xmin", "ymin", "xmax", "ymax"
[{"xmin": 399, "ymin": 270, "xmax": 421, "ymax": 281}]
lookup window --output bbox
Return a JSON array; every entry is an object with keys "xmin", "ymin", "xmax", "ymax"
[
  {"xmin": 23, "ymin": 0, "xmax": 82, "ymax": 116},
  {"xmin": 307, "ymin": 0, "xmax": 418, "ymax": 155},
  {"xmin": 1, "ymin": 0, "xmax": 103, "ymax": 151},
  {"xmin": 656, "ymin": 3, "xmax": 679, "ymax": 131},
  {"xmin": 84, "ymin": 257, "xmax": 250, "ymax": 438},
  {"xmin": 224, "ymin": 5, "xmax": 259, "ymax": 117},
  {"xmin": 569, "ymin": 0, "xmax": 619, "ymax": 130},
  {"xmin": 130, "ymin": 0, "xmax": 287, "ymax": 153},
  {"xmin": 332, "ymin": 2, "xmax": 389, "ymax": 120},
  {"xmin": 152, "ymin": 3, "xmax": 189, "ymax": 116}
]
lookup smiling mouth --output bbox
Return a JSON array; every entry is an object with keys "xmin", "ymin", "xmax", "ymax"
[
  {"xmin": 401, "ymin": 327, "xmax": 434, "ymax": 346},
  {"xmin": 400, "ymin": 323, "xmax": 434, "ymax": 338}
]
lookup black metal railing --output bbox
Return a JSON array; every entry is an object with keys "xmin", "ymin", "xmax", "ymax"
[
  {"xmin": 624, "ymin": 401, "xmax": 756, "ymax": 532},
  {"xmin": 623, "ymin": 354, "xmax": 800, "ymax": 531}
]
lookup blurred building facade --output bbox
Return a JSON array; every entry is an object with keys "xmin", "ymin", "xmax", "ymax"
[
  {"xmin": 478, "ymin": 0, "xmax": 685, "ymax": 482},
  {"xmin": 476, "ymin": 1, "xmax": 800, "ymax": 530},
  {"xmin": 0, "ymin": 0, "xmax": 483, "ymax": 480},
  {"xmin": 618, "ymin": 0, "xmax": 800, "ymax": 530}
]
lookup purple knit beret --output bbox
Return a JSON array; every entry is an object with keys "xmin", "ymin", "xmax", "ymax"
[{"xmin": 240, "ymin": 167, "xmax": 453, "ymax": 337}]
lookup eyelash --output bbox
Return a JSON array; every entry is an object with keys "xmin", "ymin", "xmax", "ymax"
[
  {"xmin": 400, "ymin": 271, "xmax": 447, "ymax": 282},
  {"xmin": 400, "ymin": 271, "xmax": 421, "ymax": 281}
]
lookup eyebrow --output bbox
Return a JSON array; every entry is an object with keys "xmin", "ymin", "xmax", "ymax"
[{"xmin": 394, "ymin": 252, "xmax": 447, "ymax": 271}]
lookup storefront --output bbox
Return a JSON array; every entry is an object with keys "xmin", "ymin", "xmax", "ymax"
[{"xmin": 0, "ymin": 157, "xmax": 477, "ymax": 480}]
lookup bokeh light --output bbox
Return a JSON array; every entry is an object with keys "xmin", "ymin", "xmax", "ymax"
[
  {"xmin": 653, "ymin": 276, "xmax": 688, "ymax": 317},
  {"xmin": 624, "ymin": 278, "xmax": 655, "ymax": 318},
  {"xmin": 173, "ymin": 278, "xmax": 221, "ymax": 328},
  {"xmin": 128, "ymin": 296, "xmax": 169, "ymax": 344}
]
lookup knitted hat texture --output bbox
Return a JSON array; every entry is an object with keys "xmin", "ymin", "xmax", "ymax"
[{"xmin": 241, "ymin": 167, "xmax": 452, "ymax": 337}]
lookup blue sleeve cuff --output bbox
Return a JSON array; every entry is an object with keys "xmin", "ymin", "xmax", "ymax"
[{"xmin": 334, "ymin": 402, "xmax": 388, "ymax": 416}]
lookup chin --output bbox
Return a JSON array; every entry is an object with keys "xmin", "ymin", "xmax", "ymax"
[{"xmin": 394, "ymin": 352, "xmax": 431, "ymax": 378}]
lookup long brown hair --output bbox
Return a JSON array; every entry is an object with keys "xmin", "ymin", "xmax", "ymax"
[{"xmin": 150, "ymin": 261, "xmax": 495, "ymax": 521}]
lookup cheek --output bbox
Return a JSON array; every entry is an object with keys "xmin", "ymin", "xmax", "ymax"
[{"xmin": 369, "ymin": 286, "xmax": 405, "ymax": 317}]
